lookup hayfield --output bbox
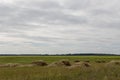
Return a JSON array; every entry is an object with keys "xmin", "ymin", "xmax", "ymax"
[{"xmin": 0, "ymin": 56, "xmax": 120, "ymax": 80}]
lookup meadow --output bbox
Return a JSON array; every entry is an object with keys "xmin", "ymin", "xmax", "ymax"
[
  {"xmin": 0, "ymin": 56, "xmax": 120, "ymax": 80},
  {"xmin": 0, "ymin": 56, "xmax": 120, "ymax": 64}
]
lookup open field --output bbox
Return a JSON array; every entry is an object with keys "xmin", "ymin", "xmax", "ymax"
[
  {"xmin": 0, "ymin": 56, "xmax": 120, "ymax": 80},
  {"xmin": 0, "ymin": 56, "xmax": 120, "ymax": 64}
]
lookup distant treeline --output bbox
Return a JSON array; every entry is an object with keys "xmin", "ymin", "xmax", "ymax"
[{"xmin": 0, "ymin": 53, "xmax": 119, "ymax": 56}]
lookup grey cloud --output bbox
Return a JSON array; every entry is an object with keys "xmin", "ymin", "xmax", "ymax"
[
  {"xmin": 0, "ymin": 0, "xmax": 120, "ymax": 54},
  {"xmin": 64, "ymin": 0, "xmax": 91, "ymax": 10},
  {"xmin": 0, "ymin": 0, "xmax": 87, "ymax": 33}
]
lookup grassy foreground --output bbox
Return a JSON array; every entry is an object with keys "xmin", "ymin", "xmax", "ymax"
[{"xmin": 0, "ymin": 56, "xmax": 120, "ymax": 80}]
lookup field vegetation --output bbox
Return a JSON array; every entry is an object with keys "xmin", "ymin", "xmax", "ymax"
[{"xmin": 0, "ymin": 56, "xmax": 120, "ymax": 80}]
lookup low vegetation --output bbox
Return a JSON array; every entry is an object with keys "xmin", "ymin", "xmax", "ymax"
[{"xmin": 0, "ymin": 56, "xmax": 120, "ymax": 80}]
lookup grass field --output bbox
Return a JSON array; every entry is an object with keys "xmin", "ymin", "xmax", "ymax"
[
  {"xmin": 0, "ymin": 56, "xmax": 120, "ymax": 80},
  {"xmin": 0, "ymin": 56, "xmax": 120, "ymax": 64}
]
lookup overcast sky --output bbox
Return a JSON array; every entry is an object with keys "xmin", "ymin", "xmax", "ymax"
[{"xmin": 0, "ymin": 0, "xmax": 120, "ymax": 54}]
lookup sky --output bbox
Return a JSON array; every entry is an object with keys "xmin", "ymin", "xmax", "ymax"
[{"xmin": 0, "ymin": 0, "xmax": 120, "ymax": 54}]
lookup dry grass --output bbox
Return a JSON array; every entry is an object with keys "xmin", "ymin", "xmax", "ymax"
[
  {"xmin": 0, "ymin": 62, "xmax": 120, "ymax": 80},
  {"xmin": 0, "ymin": 56, "xmax": 120, "ymax": 80},
  {"xmin": 106, "ymin": 60, "xmax": 120, "ymax": 67}
]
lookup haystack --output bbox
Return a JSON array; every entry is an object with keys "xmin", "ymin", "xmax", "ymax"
[
  {"xmin": 74, "ymin": 60, "xmax": 80, "ymax": 63},
  {"xmin": 84, "ymin": 60, "xmax": 90, "ymax": 63},
  {"xmin": 0, "ymin": 63, "xmax": 20, "ymax": 68},
  {"xmin": 31, "ymin": 60, "xmax": 48, "ymax": 66},
  {"xmin": 48, "ymin": 59, "xmax": 71, "ymax": 67},
  {"xmin": 69, "ymin": 62, "xmax": 91, "ymax": 69},
  {"xmin": 95, "ymin": 60, "xmax": 106, "ymax": 63},
  {"xmin": 18, "ymin": 64, "xmax": 35, "ymax": 67},
  {"xmin": 106, "ymin": 60, "xmax": 120, "ymax": 66},
  {"xmin": 75, "ymin": 62, "xmax": 91, "ymax": 67}
]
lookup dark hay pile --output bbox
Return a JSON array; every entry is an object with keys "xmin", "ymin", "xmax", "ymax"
[
  {"xmin": 74, "ymin": 60, "xmax": 80, "ymax": 63},
  {"xmin": 31, "ymin": 60, "xmax": 48, "ymax": 66}
]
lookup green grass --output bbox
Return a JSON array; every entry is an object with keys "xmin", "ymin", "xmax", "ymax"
[
  {"xmin": 0, "ymin": 56, "xmax": 120, "ymax": 80},
  {"xmin": 0, "ymin": 56, "xmax": 120, "ymax": 64}
]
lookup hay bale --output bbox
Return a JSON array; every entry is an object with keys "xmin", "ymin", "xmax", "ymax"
[
  {"xmin": 106, "ymin": 60, "xmax": 120, "ymax": 66},
  {"xmin": 31, "ymin": 60, "xmax": 48, "ymax": 66},
  {"xmin": 84, "ymin": 60, "xmax": 90, "ymax": 63},
  {"xmin": 0, "ymin": 63, "xmax": 20, "ymax": 68},
  {"xmin": 74, "ymin": 60, "xmax": 80, "ymax": 63},
  {"xmin": 69, "ymin": 62, "xmax": 81, "ymax": 68},
  {"xmin": 83, "ymin": 62, "xmax": 90, "ymax": 67},
  {"xmin": 95, "ymin": 60, "xmax": 106, "ymax": 63},
  {"xmin": 61, "ymin": 60, "xmax": 71, "ymax": 66},
  {"xmin": 77, "ymin": 62, "xmax": 90, "ymax": 67},
  {"xmin": 69, "ymin": 61, "xmax": 91, "ymax": 69},
  {"xmin": 48, "ymin": 59, "xmax": 71, "ymax": 67},
  {"xmin": 68, "ymin": 62, "xmax": 91, "ymax": 69},
  {"xmin": 74, "ymin": 62, "xmax": 90, "ymax": 67},
  {"xmin": 48, "ymin": 62, "xmax": 60, "ymax": 67},
  {"xmin": 18, "ymin": 64, "xmax": 35, "ymax": 67}
]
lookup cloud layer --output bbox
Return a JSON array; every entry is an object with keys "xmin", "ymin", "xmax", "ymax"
[{"xmin": 0, "ymin": 0, "xmax": 120, "ymax": 54}]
